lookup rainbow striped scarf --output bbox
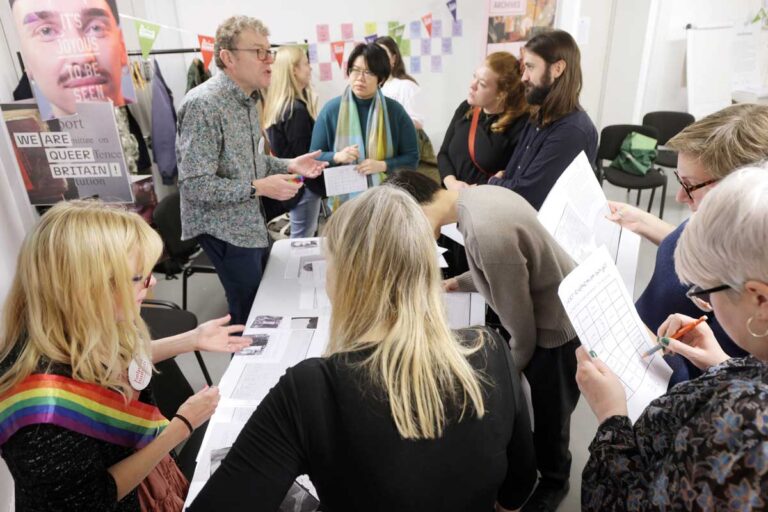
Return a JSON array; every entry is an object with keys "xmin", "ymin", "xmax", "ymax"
[{"xmin": 0, "ymin": 374, "xmax": 169, "ymax": 449}]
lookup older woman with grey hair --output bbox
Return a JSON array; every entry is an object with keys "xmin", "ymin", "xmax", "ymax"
[{"xmin": 576, "ymin": 166, "xmax": 768, "ymax": 511}]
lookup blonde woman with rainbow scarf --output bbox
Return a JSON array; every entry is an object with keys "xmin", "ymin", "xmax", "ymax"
[
  {"xmin": 309, "ymin": 43, "xmax": 418, "ymax": 210},
  {"xmin": 0, "ymin": 201, "xmax": 250, "ymax": 511}
]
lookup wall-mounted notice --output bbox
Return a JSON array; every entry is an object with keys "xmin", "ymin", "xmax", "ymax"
[
  {"xmin": 1, "ymin": 101, "xmax": 133, "ymax": 205},
  {"xmin": 487, "ymin": 0, "xmax": 557, "ymax": 56},
  {"xmin": 8, "ymin": 0, "xmax": 137, "ymax": 121}
]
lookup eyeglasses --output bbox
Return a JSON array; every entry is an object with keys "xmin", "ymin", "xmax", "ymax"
[
  {"xmin": 132, "ymin": 274, "xmax": 153, "ymax": 289},
  {"xmin": 686, "ymin": 284, "xmax": 730, "ymax": 312},
  {"xmin": 673, "ymin": 170, "xmax": 718, "ymax": 200},
  {"xmin": 348, "ymin": 66, "xmax": 376, "ymax": 79},
  {"xmin": 227, "ymin": 47, "xmax": 277, "ymax": 62}
]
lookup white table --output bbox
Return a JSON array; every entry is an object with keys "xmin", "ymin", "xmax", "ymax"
[{"xmin": 183, "ymin": 238, "xmax": 483, "ymax": 507}]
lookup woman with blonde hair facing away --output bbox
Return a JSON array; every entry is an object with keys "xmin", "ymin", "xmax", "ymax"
[
  {"xmin": 190, "ymin": 186, "xmax": 536, "ymax": 512},
  {"xmin": 607, "ymin": 103, "xmax": 768, "ymax": 387},
  {"xmin": 0, "ymin": 201, "xmax": 250, "ymax": 511},
  {"xmin": 578, "ymin": 166, "xmax": 768, "ymax": 510},
  {"xmin": 264, "ymin": 45, "xmax": 322, "ymax": 238},
  {"xmin": 438, "ymin": 52, "xmax": 529, "ymax": 190}
]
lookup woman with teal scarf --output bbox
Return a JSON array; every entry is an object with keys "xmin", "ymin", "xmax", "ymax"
[{"xmin": 310, "ymin": 43, "xmax": 418, "ymax": 209}]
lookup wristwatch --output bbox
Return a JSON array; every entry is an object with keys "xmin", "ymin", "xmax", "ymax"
[{"xmin": 250, "ymin": 184, "xmax": 257, "ymax": 199}]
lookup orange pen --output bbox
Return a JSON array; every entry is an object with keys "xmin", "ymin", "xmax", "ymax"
[{"xmin": 642, "ymin": 315, "xmax": 708, "ymax": 358}]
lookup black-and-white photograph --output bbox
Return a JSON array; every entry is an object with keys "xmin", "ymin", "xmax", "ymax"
[
  {"xmin": 290, "ymin": 240, "xmax": 319, "ymax": 249},
  {"xmin": 290, "ymin": 317, "xmax": 319, "ymax": 329},
  {"xmin": 238, "ymin": 334, "xmax": 270, "ymax": 356},
  {"xmin": 251, "ymin": 315, "xmax": 283, "ymax": 329}
]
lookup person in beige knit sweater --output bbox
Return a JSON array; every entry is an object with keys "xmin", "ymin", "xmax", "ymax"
[{"xmin": 388, "ymin": 170, "xmax": 580, "ymax": 512}]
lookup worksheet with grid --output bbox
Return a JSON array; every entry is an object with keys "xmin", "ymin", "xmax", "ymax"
[
  {"xmin": 323, "ymin": 164, "xmax": 368, "ymax": 196},
  {"xmin": 559, "ymin": 248, "xmax": 672, "ymax": 421}
]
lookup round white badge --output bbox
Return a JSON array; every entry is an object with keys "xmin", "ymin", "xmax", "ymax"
[{"xmin": 128, "ymin": 356, "xmax": 152, "ymax": 391}]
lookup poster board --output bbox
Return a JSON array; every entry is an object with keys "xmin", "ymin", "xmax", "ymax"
[{"xmin": 686, "ymin": 25, "xmax": 733, "ymax": 119}]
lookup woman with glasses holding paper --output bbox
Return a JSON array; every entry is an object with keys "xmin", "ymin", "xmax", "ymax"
[
  {"xmin": 190, "ymin": 186, "xmax": 537, "ymax": 512},
  {"xmin": 578, "ymin": 166, "xmax": 768, "ymax": 511},
  {"xmin": 607, "ymin": 104, "xmax": 768, "ymax": 387},
  {"xmin": 309, "ymin": 43, "xmax": 418, "ymax": 210},
  {"xmin": 0, "ymin": 201, "xmax": 249, "ymax": 511}
]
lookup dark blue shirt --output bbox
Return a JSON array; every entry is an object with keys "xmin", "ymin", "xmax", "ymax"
[
  {"xmin": 635, "ymin": 220, "xmax": 747, "ymax": 387},
  {"xmin": 489, "ymin": 110, "xmax": 597, "ymax": 210}
]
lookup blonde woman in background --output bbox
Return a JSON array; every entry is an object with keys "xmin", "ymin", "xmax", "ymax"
[
  {"xmin": 0, "ymin": 201, "xmax": 249, "ymax": 511},
  {"xmin": 263, "ymin": 45, "xmax": 321, "ymax": 238},
  {"xmin": 191, "ymin": 186, "xmax": 536, "ymax": 512}
]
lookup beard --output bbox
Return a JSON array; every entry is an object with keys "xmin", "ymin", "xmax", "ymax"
[{"xmin": 524, "ymin": 69, "xmax": 554, "ymax": 105}]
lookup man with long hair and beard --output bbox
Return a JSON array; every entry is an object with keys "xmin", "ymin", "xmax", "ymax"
[{"xmin": 489, "ymin": 29, "xmax": 598, "ymax": 212}]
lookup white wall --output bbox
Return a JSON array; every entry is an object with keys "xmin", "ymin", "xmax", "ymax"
[{"xmin": 640, "ymin": 0, "xmax": 762, "ymax": 117}]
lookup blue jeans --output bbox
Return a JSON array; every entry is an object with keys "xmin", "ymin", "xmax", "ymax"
[
  {"xmin": 196, "ymin": 234, "xmax": 269, "ymax": 327},
  {"xmin": 289, "ymin": 188, "xmax": 322, "ymax": 238}
]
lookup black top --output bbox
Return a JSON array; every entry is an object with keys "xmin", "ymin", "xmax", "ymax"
[
  {"xmin": 489, "ymin": 110, "xmax": 598, "ymax": 210},
  {"xmin": 190, "ymin": 328, "xmax": 536, "ymax": 512},
  {"xmin": 0, "ymin": 348, "xmax": 151, "ymax": 512},
  {"xmin": 438, "ymin": 101, "xmax": 527, "ymax": 185},
  {"xmin": 266, "ymin": 99, "xmax": 323, "ymax": 196}
]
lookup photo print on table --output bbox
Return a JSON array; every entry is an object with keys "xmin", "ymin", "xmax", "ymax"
[{"xmin": 251, "ymin": 315, "xmax": 283, "ymax": 329}]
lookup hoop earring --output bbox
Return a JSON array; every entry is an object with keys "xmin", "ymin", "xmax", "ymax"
[{"xmin": 747, "ymin": 316, "xmax": 768, "ymax": 338}]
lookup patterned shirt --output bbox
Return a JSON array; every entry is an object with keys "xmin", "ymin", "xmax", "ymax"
[
  {"xmin": 583, "ymin": 356, "xmax": 768, "ymax": 511},
  {"xmin": 177, "ymin": 72, "xmax": 288, "ymax": 248}
]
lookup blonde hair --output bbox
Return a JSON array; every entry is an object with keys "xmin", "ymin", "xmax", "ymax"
[
  {"xmin": 323, "ymin": 186, "xmax": 486, "ymax": 440},
  {"xmin": 263, "ymin": 45, "xmax": 318, "ymax": 130},
  {"xmin": 214, "ymin": 16, "xmax": 270, "ymax": 70},
  {"xmin": 676, "ymin": 165, "xmax": 768, "ymax": 294},
  {"xmin": 0, "ymin": 201, "xmax": 163, "ymax": 398},
  {"xmin": 667, "ymin": 104, "xmax": 768, "ymax": 179}
]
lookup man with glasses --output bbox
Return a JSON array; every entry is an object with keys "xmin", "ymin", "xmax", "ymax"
[
  {"xmin": 177, "ymin": 15, "xmax": 326, "ymax": 327},
  {"xmin": 607, "ymin": 103, "xmax": 768, "ymax": 387}
]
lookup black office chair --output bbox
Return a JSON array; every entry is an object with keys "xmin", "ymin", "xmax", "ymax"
[
  {"xmin": 153, "ymin": 191, "xmax": 218, "ymax": 310},
  {"xmin": 140, "ymin": 299, "xmax": 212, "ymax": 480},
  {"xmin": 597, "ymin": 124, "xmax": 668, "ymax": 219},
  {"xmin": 642, "ymin": 111, "xmax": 695, "ymax": 168}
]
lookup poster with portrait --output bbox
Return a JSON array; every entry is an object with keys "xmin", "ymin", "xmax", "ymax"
[
  {"xmin": 487, "ymin": 0, "xmax": 557, "ymax": 56},
  {"xmin": 9, "ymin": 0, "xmax": 137, "ymax": 121},
  {"xmin": 1, "ymin": 100, "xmax": 134, "ymax": 205}
]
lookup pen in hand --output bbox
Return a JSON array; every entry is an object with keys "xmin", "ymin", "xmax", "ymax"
[{"xmin": 642, "ymin": 315, "xmax": 708, "ymax": 358}]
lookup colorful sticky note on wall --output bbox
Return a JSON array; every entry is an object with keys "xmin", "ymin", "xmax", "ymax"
[
  {"xmin": 420, "ymin": 38, "xmax": 431, "ymax": 55},
  {"xmin": 410, "ymin": 56, "xmax": 421, "ymax": 74},
  {"xmin": 364, "ymin": 22, "xmax": 377, "ymax": 35},
  {"xmin": 452, "ymin": 20, "xmax": 463, "ymax": 37},
  {"xmin": 341, "ymin": 23, "xmax": 354, "ymax": 40},
  {"xmin": 316, "ymin": 24, "xmax": 330, "ymax": 43},
  {"xmin": 400, "ymin": 39, "xmax": 411, "ymax": 57},
  {"xmin": 409, "ymin": 20, "xmax": 421, "ymax": 39},
  {"xmin": 431, "ymin": 55, "xmax": 442, "ymax": 73},
  {"xmin": 308, "ymin": 43, "xmax": 318, "ymax": 64},
  {"xmin": 441, "ymin": 37, "xmax": 452, "ymax": 55},
  {"xmin": 319, "ymin": 62, "xmax": 332, "ymax": 81},
  {"xmin": 432, "ymin": 19, "xmax": 442, "ymax": 38}
]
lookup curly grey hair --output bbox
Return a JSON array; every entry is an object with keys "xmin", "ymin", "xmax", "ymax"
[{"xmin": 214, "ymin": 16, "xmax": 270, "ymax": 70}]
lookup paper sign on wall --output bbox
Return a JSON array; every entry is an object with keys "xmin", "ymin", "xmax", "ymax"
[
  {"xmin": 331, "ymin": 41, "xmax": 346, "ymax": 68},
  {"xmin": 319, "ymin": 62, "xmax": 333, "ymax": 81},
  {"xmin": 316, "ymin": 24, "xmax": 330, "ymax": 42},
  {"xmin": 432, "ymin": 19, "xmax": 443, "ymax": 38},
  {"xmin": 490, "ymin": 0, "xmax": 526, "ymax": 15},
  {"xmin": 421, "ymin": 38, "xmax": 432, "ymax": 55},
  {"xmin": 390, "ymin": 24, "xmax": 405, "ymax": 45},
  {"xmin": 421, "ymin": 13, "xmax": 433, "ymax": 37},
  {"xmin": 135, "ymin": 21, "xmax": 160, "ymax": 59},
  {"xmin": 409, "ymin": 20, "xmax": 421, "ymax": 39},
  {"xmin": 452, "ymin": 20, "xmax": 463, "ymax": 37},
  {"xmin": 198, "ymin": 35, "xmax": 215, "ymax": 71},
  {"xmin": 400, "ymin": 39, "xmax": 411, "ymax": 57},
  {"xmin": 364, "ymin": 34, "xmax": 378, "ymax": 44},
  {"xmin": 442, "ymin": 37, "xmax": 453, "ymax": 55},
  {"xmin": 308, "ymin": 43, "xmax": 318, "ymax": 64},
  {"xmin": 364, "ymin": 22, "xmax": 378, "ymax": 35},
  {"xmin": 341, "ymin": 23, "xmax": 354, "ymax": 40},
  {"xmin": 431, "ymin": 55, "xmax": 443, "ymax": 73},
  {"xmin": 447, "ymin": 0, "xmax": 458, "ymax": 21},
  {"xmin": 410, "ymin": 56, "xmax": 422, "ymax": 73}
]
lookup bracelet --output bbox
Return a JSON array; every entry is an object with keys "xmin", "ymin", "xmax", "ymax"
[{"xmin": 173, "ymin": 413, "xmax": 194, "ymax": 435}]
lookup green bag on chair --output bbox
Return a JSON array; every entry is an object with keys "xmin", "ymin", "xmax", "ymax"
[{"xmin": 610, "ymin": 131, "xmax": 657, "ymax": 176}]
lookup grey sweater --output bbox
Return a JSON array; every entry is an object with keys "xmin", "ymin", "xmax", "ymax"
[{"xmin": 455, "ymin": 186, "xmax": 577, "ymax": 370}]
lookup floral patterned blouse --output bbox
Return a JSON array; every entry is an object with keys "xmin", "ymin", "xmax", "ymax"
[{"xmin": 583, "ymin": 356, "xmax": 768, "ymax": 511}]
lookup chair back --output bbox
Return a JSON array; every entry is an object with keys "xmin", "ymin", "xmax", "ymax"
[
  {"xmin": 642, "ymin": 111, "xmax": 695, "ymax": 145},
  {"xmin": 597, "ymin": 124, "xmax": 660, "ymax": 166},
  {"xmin": 153, "ymin": 191, "xmax": 199, "ymax": 262}
]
